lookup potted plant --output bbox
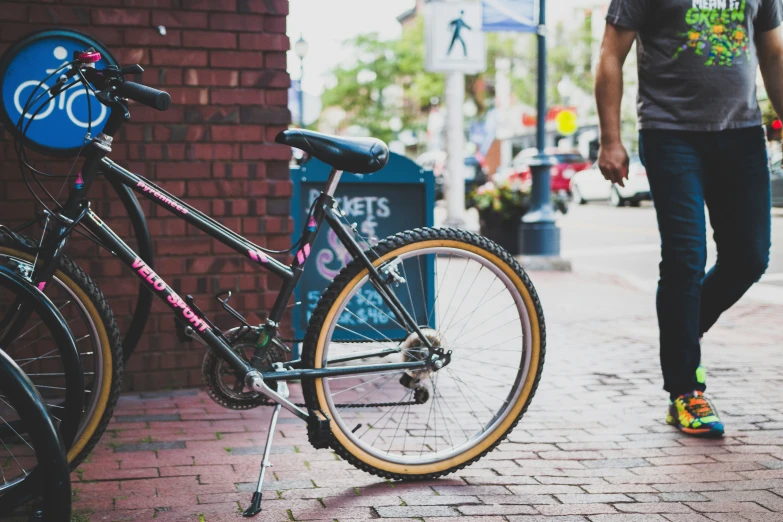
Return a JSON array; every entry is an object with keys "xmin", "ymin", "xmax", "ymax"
[{"xmin": 472, "ymin": 178, "xmax": 532, "ymax": 255}]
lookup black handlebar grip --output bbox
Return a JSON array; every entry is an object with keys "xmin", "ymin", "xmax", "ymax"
[{"xmin": 115, "ymin": 82, "xmax": 171, "ymax": 111}]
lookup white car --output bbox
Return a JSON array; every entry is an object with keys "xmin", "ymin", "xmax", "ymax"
[{"xmin": 570, "ymin": 155, "xmax": 652, "ymax": 207}]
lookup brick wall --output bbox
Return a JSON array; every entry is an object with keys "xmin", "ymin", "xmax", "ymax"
[{"xmin": 0, "ymin": 0, "xmax": 293, "ymax": 391}]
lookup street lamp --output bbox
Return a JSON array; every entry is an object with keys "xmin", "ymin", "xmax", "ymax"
[{"xmin": 294, "ymin": 34, "xmax": 308, "ymax": 128}]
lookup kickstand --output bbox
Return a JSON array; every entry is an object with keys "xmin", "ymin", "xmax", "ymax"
[{"xmin": 243, "ymin": 379, "xmax": 288, "ymax": 517}]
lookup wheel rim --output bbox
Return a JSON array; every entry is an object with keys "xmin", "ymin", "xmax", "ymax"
[
  {"xmin": 0, "ymin": 254, "xmax": 104, "ymax": 461},
  {"xmin": 318, "ymin": 245, "xmax": 533, "ymax": 466},
  {"xmin": 0, "ymin": 289, "xmax": 59, "ymax": 492}
]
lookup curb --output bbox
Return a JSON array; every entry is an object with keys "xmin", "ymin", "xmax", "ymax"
[{"xmin": 515, "ymin": 255, "xmax": 573, "ymax": 272}]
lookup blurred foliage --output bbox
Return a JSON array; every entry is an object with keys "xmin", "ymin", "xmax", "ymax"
[
  {"xmin": 321, "ymin": 12, "xmax": 598, "ymax": 141},
  {"xmin": 321, "ymin": 18, "xmax": 443, "ymax": 144}
]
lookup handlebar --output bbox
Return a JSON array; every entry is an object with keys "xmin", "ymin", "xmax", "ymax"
[
  {"xmin": 115, "ymin": 81, "xmax": 171, "ymax": 112},
  {"xmin": 73, "ymin": 51, "xmax": 170, "ymax": 112}
]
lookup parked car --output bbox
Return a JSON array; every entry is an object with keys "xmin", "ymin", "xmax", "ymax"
[
  {"xmin": 770, "ymin": 152, "xmax": 783, "ymax": 207},
  {"xmin": 415, "ymin": 150, "xmax": 488, "ymax": 201},
  {"xmin": 501, "ymin": 148, "xmax": 590, "ymax": 212},
  {"xmin": 570, "ymin": 155, "xmax": 651, "ymax": 207},
  {"xmin": 499, "ymin": 148, "xmax": 590, "ymax": 208}
]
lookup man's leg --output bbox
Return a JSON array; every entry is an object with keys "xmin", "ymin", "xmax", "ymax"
[
  {"xmin": 700, "ymin": 126, "xmax": 771, "ymax": 335},
  {"xmin": 639, "ymin": 130, "xmax": 707, "ymax": 399}
]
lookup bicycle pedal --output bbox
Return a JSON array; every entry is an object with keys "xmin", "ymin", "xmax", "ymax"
[{"xmin": 307, "ymin": 408, "xmax": 332, "ymax": 449}]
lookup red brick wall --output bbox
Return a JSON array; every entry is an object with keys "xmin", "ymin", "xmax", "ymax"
[{"xmin": 0, "ymin": 0, "xmax": 293, "ymax": 391}]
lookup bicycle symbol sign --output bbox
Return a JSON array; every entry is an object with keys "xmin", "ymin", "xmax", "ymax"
[{"xmin": 0, "ymin": 29, "xmax": 117, "ymax": 156}]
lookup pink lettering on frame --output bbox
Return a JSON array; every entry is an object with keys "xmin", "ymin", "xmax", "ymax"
[{"xmin": 137, "ymin": 181, "xmax": 189, "ymax": 215}]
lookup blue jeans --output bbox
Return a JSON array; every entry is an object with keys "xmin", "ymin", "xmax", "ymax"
[{"xmin": 639, "ymin": 127, "xmax": 771, "ymax": 399}]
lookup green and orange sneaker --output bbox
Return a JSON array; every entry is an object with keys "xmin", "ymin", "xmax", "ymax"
[{"xmin": 666, "ymin": 390, "xmax": 724, "ymax": 437}]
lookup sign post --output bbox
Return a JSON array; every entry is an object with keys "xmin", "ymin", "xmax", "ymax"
[
  {"xmin": 481, "ymin": 0, "xmax": 561, "ymax": 258},
  {"xmin": 426, "ymin": 1, "xmax": 486, "ymax": 229}
]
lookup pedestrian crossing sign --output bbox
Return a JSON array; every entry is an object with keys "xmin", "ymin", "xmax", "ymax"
[{"xmin": 425, "ymin": 2, "xmax": 487, "ymax": 74}]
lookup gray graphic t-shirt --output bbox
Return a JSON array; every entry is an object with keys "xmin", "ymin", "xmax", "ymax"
[{"xmin": 606, "ymin": 0, "xmax": 782, "ymax": 131}]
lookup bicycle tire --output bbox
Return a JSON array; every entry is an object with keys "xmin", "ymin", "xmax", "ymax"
[
  {"xmin": 0, "ymin": 271, "xmax": 72, "ymax": 520},
  {"xmin": 0, "ymin": 239, "xmax": 122, "ymax": 469},
  {"xmin": 302, "ymin": 227, "xmax": 546, "ymax": 480}
]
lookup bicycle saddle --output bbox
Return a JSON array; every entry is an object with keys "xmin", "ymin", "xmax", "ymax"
[{"xmin": 275, "ymin": 129, "xmax": 389, "ymax": 174}]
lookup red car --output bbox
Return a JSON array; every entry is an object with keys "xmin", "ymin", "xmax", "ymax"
[{"xmin": 504, "ymin": 148, "xmax": 591, "ymax": 195}]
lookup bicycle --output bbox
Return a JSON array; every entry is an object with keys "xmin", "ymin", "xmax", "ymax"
[
  {"xmin": 2, "ymin": 50, "xmax": 546, "ymax": 517},
  {"xmin": 0, "ymin": 266, "xmax": 74, "ymax": 520}
]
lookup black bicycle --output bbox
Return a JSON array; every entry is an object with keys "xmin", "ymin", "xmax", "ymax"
[{"xmin": 0, "ymin": 50, "xmax": 546, "ymax": 516}]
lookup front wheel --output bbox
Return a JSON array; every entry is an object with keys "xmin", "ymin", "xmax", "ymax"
[
  {"xmin": 0, "ymin": 242, "xmax": 123, "ymax": 469},
  {"xmin": 302, "ymin": 228, "xmax": 545, "ymax": 480}
]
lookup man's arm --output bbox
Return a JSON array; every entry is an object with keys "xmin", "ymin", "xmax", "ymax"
[
  {"xmin": 758, "ymin": 26, "xmax": 783, "ymax": 120},
  {"xmin": 595, "ymin": 23, "xmax": 637, "ymax": 187}
]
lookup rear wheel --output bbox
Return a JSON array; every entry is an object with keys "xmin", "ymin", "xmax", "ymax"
[{"xmin": 302, "ymin": 228, "xmax": 545, "ymax": 480}]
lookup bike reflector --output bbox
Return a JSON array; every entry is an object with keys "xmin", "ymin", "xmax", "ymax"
[{"xmin": 0, "ymin": 29, "xmax": 118, "ymax": 157}]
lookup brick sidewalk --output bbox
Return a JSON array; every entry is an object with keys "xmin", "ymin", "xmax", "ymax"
[{"xmin": 70, "ymin": 271, "xmax": 783, "ymax": 521}]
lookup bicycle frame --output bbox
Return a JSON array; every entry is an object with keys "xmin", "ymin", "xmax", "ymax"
[{"xmin": 31, "ymin": 137, "xmax": 433, "ymax": 421}]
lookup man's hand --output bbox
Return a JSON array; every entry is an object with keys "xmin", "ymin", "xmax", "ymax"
[
  {"xmin": 595, "ymin": 23, "xmax": 636, "ymax": 189},
  {"xmin": 598, "ymin": 141, "xmax": 630, "ymax": 187}
]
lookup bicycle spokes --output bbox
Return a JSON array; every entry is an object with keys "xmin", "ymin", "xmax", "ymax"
[{"xmin": 317, "ymin": 244, "xmax": 532, "ymax": 465}]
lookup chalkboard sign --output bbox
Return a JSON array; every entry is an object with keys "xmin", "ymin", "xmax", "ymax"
[
  {"xmin": 291, "ymin": 154, "xmax": 435, "ymax": 348},
  {"xmin": 0, "ymin": 29, "xmax": 118, "ymax": 157}
]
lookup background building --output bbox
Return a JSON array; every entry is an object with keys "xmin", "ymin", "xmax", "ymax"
[{"xmin": 0, "ymin": 0, "xmax": 291, "ymax": 391}]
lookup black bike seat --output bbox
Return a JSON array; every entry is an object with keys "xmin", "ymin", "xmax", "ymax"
[{"xmin": 275, "ymin": 129, "xmax": 389, "ymax": 174}]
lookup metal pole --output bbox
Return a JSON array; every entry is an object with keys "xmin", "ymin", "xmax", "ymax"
[
  {"xmin": 299, "ymin": 61, "xmax": 305, "ymax": 128},
  {"xmin": 518, "ymin": 0, "xmax": 560, "ymax": 256},
  {"xmin": 444, "ymin": 71, "xmax": 466, "ymax": 229}
]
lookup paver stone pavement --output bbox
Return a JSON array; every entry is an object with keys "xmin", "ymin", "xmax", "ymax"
[{"xmin": 17, "ymin": 270, "xmax": 783, "ymax": 521}]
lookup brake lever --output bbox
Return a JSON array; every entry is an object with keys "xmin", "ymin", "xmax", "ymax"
[
  {"xmin": 120, "ymin": 64, "xmax": 144, "ymax": 75},
  {"xmin": 50, "ymin": 67, "xmax": 82, "ymax": 96}
]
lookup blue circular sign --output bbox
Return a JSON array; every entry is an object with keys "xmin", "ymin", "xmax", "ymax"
[{"xmin": 0, "ymin": 29, "xmax": 118, "ymax": 157}]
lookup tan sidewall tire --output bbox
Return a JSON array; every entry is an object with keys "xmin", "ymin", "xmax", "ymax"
[
  {"xmin": 309, "ymin": 235, "xmax": 543, "ymax": 477},
  {"xmin": 0, "ymin": 247, "xmax": 116, "ymax": 465}
]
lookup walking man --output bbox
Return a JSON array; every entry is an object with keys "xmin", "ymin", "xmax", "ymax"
[
  {"xmin": 448, "ymin": 10, "xmax": 471, "ymax": 57},
  {"xmin": 595, "ymin": 0, "xmax": 782, "ymax": 436}
]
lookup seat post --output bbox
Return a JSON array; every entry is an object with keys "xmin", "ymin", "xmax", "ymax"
[{"xmin": 324, "ymin": 169, "xmax": 343, "ymax": 197}]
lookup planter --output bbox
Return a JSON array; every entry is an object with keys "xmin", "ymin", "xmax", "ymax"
[{"xmin": 479, "ymin": 208, "xmax": 525, "ymax": 255}]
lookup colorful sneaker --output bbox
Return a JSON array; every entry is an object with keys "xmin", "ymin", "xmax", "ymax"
[{"xmin": 666, "ymin": 390, "xmax": 724, "ymax": 437}]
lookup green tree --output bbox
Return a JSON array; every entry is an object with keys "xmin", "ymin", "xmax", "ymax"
[
  {"xmin": 321, "ymin": 11, "xmax": 598, "ymax": 141},
  {"xmin": 321, "ymin": 18, "xmax": 443, "ymax": 144}
]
